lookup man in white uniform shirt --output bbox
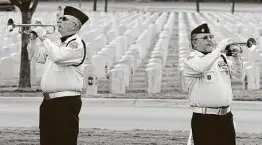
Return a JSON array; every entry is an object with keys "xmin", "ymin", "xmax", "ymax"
[
  {"xmin": 27, "ymin": 6, "xmax": 88, "ymax": 145},
  {"xmin": 183, "ymin": 23, "xmax": 244, "ymax": 145}
]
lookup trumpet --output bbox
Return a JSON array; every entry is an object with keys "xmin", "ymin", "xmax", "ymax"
[
  {"xmin": 7, "ymin": 18, "xmax": 57, "ymax": 34},
  {"xmin": 225, "ymin": 38, "xmax": 257, "ymax": 56}
]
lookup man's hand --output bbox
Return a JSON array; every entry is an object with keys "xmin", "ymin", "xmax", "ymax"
[
  {"xmin": 30, "ymin": 27, "xmax": 46, "ymax": 38},
  {"xmin": 215, "ymin": 38, "xmax": 234, "ymax": 52},
  {"xmin": 230, "ymin": 45, "xmax": 242, "ymax": 57},
  {"xmin": 30, "ymin": 32, "xmax": 37, "ymax": 40}
]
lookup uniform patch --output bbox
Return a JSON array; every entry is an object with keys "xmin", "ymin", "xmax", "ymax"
[
  {"xmin": 68, "ymin": 41, "xmax": 79, "ymax": 49},
  {"xmin": 218, "ymin": 61, "xmax": 229, "ymax": 75},
  {"xmin": 218, "ymin": 61, "xmax": 227, "ymax": 67}
]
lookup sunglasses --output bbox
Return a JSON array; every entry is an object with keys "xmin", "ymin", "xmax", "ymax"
[
  {"xmin": 59, "ymin": 16, "xmax": 69, "ymax": 21},
  {"xmin": 194, "ymin": 34, "xmax": 214, "ymax": 40}
]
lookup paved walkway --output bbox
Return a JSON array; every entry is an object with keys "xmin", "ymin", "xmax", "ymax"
[{"xmin": 0, "ymin": 97, "xmax": 262, "ymax": 133}]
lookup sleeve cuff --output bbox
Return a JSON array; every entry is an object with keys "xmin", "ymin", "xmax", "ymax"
[
  {"xmin": 42, "ymin": 38, "xmax": 49, "ymax": 44},
  {"xmin": 30, "ymin": 39, "xmax": 37, "ymax": 45},
  {"xmin": 42, "ymin": 38, "xmax": 51, "ymax": 50}
]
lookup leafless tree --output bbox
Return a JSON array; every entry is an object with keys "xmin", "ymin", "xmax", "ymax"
[{"xmin": 9, "ymin": 0, "xmax": 38, "ymax": 90}]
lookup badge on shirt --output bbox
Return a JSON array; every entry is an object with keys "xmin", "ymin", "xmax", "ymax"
[
  {"xmin": 204, "ymin": 71, "xmax": 216, "ymax": 83},
  {"xmin": 218, "ymin": 61, "xmax": 227, "ymax": 68},
  {"xmin": 218, "ymin": 61, "xmax": 229, "ymax": 75},
  {"xmin": 68, "ymin": 41, "xmax": 78, "ymax": 49}
]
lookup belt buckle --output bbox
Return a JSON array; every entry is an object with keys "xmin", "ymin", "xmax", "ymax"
[
  {"xmin": 218, "ymin": 108, "xmax": 228, "ymax": 115},
  {"xmin": 43, "ymin": 92, "xmax": 51, "ymax": 100},
  {"xmin": 201, "ymin": 108, "xmax": 207, "ymax": 114},
  {"xmin": 201, "ymin": 107, "xmax": 227, "ymax": 115}
]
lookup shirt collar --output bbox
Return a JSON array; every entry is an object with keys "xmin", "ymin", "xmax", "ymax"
[
  {"xmin": 193, "ymin": 50, "xmax": 205, "ymax": 57},
  {"xmin": 60, "ymin": 34, "xmax": 77, "ymax": 43}
]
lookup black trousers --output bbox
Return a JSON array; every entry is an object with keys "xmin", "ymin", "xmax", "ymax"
[
  {"xmin": 191, "ymin": 111, "xmax": 236, "ymax": 145},
  {"xmin": 39, "ymin": 95, "xmax": 82, "ymax": 145}
]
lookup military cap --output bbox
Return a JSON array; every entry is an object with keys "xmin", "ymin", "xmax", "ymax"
[
  {"xmin": 64, "ymin": 6, "xmax": 89, "ymax": 25},
  {"xmin": 191, "ymin": 23, "xmax": 210, "ymax": 38}
]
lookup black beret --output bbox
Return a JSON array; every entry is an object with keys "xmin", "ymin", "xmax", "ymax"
[
  {"xmin": 191, "ymin": 23, "xmax": 210, "ymax": 38},
  {"xmin": 64, "ymin": 6, "xmax": 89, "ymax": 25}
]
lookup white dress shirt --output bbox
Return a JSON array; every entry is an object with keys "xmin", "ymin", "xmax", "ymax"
[
  {"xmin": 27, "ymin": 34, "xmax": 85, "ymax": 93},
  {"xmin": 183, "ymin": 50, "xmax": 244, "ymax": 108}
]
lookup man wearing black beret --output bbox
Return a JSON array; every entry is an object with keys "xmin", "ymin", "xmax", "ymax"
[
  {"xmin": 27, "ymin": 6, "xmax": 89, "ymax": 145},
  {"xmin": 183, "ymin": 23, "xmax": 244, "ymax": 145}
]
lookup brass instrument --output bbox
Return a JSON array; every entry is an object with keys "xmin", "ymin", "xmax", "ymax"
[
  {"xmin": 7, "ymin": 18, "xmax": 57, "ymax": 34},
  {"xmin": 225, "ymin": 38, "xmax": 257, "ymax": 56}
]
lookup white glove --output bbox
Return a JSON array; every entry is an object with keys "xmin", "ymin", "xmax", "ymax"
[
  {"xmin": 31, "ymin": 27, "xmax": 46, "ymax": 38},
  {"xmin": 215, "ymin": 38, "xmax": 234, "ymax": 52},
  {"xmin": 230, "ymin": 44, "xmax": 242, "ymax": 57}
]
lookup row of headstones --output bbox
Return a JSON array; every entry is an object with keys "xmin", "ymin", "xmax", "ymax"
[
  {"xmin": 81, "ymin": 12, "xmax": 145, "ymax": 59},
  {"xmin": 83, "ymin": 12, "xmax": 170, "ymax": 95},
  {"xmin": 232, "ymin": 13, "xmax": 262, "ymax": 33},
  {"xmin": 0, "ymin": 53, "xmax": 37, "ymax": 86},
  {"xmin": 84, "ymin": 11, "xmax": 158, "ymax": 75},
  {"xmin": 178, "ymin": 12, "xmax": 199, "ymax": 93},
  {"xmin": 178, "ymin": 12, "xmax": 192, "ymax": 93},
  {"xmin": 146, "ymin": 12, "xmax": 175, "ymax": 94},
  {"xmin": 0, "ymin": 29, "xmax": 22, "ymax": 59},
  {"xmin": 87, "ymin": 12, "xmax": 158, "ymax": 79}
]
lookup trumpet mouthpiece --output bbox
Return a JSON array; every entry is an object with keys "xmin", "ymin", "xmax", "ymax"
[
  {"xmin": 7, "ymin": 25, "xmax": 13, "ymax": 32},
  {"xmin": 7, "ymin": 18, "xmax": 14, "ymax": 32}
]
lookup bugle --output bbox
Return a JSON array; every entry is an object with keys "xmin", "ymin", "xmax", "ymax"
[
  {"xmin": 7, "ymin": 18, "xmax": 57, "ymax": 34},
  {"xmin": 225, "ymin": 38, "xmax": 257, "ymax": 56}
]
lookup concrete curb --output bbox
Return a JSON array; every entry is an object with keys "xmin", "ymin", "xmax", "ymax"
[{"xmin": 0, "ymin": 97, "xmax": 262, "ymax": 110}]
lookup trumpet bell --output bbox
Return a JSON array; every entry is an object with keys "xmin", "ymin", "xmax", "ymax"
[
  {"xmin": 247, "ymin": 38, "xmax": 257, "ymax": 51},
  {"xmin": 247, "ymin": 38, "xmax": 257, "ymax": 48},
  {"xmin": 7, "ymin": 18, "xmax": 15, "ymax": 32}
]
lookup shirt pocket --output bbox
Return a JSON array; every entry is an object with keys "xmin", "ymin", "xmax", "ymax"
[{"xmin": 203, "ymin": 71, "xmax": 217, "ymax": 83}]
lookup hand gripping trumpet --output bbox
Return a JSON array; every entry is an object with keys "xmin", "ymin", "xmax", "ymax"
[
  {"xmin": 225, "ymin": 38, "xmax": 257, "ymax": 56},
  {"xmin": 7, "ymin": 18, "xmax": 57, "ymax": 34}
]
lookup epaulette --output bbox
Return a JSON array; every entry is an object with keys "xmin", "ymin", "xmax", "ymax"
[
  {"xmin": 186, "ymin": 55, "xmax": 195, "ymax": 60},
  {"xmin": 66, "ymin": 38, "xmax": 86, "ymax": 67},
  {"xmin": 186, "ymin": 52, "xmax": 196, "ymax": 60}
]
